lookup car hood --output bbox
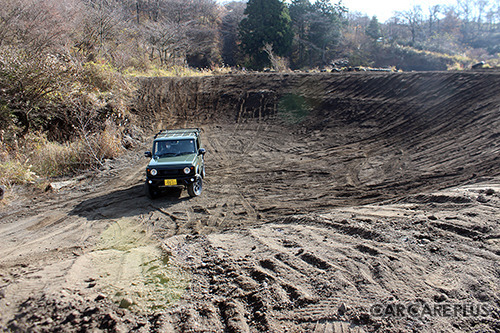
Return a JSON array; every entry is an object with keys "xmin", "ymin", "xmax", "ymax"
[{"xmin": 148, "ymin": 153, "xmax": 197, "ymax": 167}]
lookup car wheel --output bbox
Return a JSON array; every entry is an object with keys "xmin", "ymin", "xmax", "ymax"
[
  {"xmin": 145, "ymin": 182, "xmax": 158, "ymax": 199},
  {"xmin": 187, "ymin": 176, "xmax": 202, "ymax": 197}
]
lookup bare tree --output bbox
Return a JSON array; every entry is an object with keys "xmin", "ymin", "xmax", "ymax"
[
  {"xmin": 263, "ymin": 43, "xmax": 289, "ymax": 71},
  {"xmin": 0, "ymin": 0, "xmax": 80, "ymax": 135},
  {"xmin": 147, "ymin": 20, "xmax": 189, "ymax": 66},
  {"xmin": 427, "ymin": 5, "xmax": 441, "ymax": 37},
  {"xmin": 74, "ymin": 0, "xmax": 124, "ymax": 61},
  {"xmin": 397, "ymin": 5, "xmax": 424, "ymax": 45},
  {"xmin": 220, "ymin": 1, "xmax": 246, "ymax": 66},
  {"xmin": 140, "ymin": 0, "xmax": 221, "ymax": 68},
  {"xmin": 0, "ymin": 0, "xmax": 75, "ymax": 53}
]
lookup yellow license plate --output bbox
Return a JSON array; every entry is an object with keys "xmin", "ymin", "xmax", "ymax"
[{"xmin": 164, "ymin": 179, "xmax": 177, "ymax": 186}]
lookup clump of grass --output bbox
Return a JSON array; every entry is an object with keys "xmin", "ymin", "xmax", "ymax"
[
  {"xmin": 278, "ymin": 93, "xmax": 311, "ymax": 124},
  {"xmin": 29, "ymin": 140, "xmax": 83, "ymax": 177},
  {"xmin": 1, "ymin": 124, "xmax": 123, "ymax": 186},
  {"xmin": 0, "ymin": 157, "xmax": 37, "ymax": 186},
  {"xmin": 77, "ymin": 122, "xmax": 123, "ymax": 169},
  {"xmin": 124, "ymin": 64, "xmax": 233, "ymax": 78}
]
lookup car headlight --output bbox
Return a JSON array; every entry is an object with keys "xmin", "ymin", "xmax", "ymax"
[
  {"xmin": 183, "ymin": 167, "xmax": 191, "ymax": 175},
  {"xmin": 150, "ymin": 169, "xmax": 158, "ymax": 176}
]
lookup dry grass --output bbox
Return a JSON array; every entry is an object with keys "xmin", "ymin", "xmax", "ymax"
[
  {"xmin": 0, "ymin": 125, "xmax": 123, "ymax": 187},
  {"xmin": 0, "ymin": 157, "xmax": 37, "ymax": 186},
  {"xmin": 124, "ymin": 64, "xmax": 233, "ymax": 78},
  {"xmin": 77, "ymin": 123, "xmax": 123, "ymax": 170}
]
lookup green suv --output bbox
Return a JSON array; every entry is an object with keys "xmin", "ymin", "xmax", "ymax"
[{"xmin": 144, "ymin": 128, "xmax": 206, "ymax": 199}]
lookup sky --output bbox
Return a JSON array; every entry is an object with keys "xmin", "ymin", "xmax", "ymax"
[
  {"xmin": 219, "ymin": 0, "xmax": 460, "ymax": 23},
  {"xmin": 342, "ymin": 0, "xmax": 458, "ymax": 22}
]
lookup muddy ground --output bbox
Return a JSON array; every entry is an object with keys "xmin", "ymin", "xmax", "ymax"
[{"xmin": 0, "ymin": 72, "xmax": 499, "ymax": 332}]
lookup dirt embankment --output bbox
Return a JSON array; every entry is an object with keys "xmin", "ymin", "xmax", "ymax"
[
  {"xmin": 136, "ymin": 72, "xmax": 500, "ymax": 204},
  {"xmin": 0, "ymin": 72, "xmax": 499, "ymax": 332}
]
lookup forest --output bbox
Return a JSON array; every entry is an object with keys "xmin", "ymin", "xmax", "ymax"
[{"xmin": 0, "ymin": 0, "xmax": 499, "ymax": 185}]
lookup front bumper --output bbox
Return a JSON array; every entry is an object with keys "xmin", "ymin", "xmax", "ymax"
[{"xmin": 146, "ymin": 175, "xmax": 197, "ymax": 188}]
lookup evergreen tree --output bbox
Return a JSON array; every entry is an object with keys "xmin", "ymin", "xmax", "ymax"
[
  {"xmin": 289, "ymin": 0, "xmax": 345, "ymax": 68},
  {"xmin": 309, "ymin": 0, "xmax": 344, "ymax": 65},
  {"xmin": 365, "ymin": 16, "xmax": 382, "ymax": 41},
  {"xmin": 239, "ymin": 0, "xmax": 293, "ymax": 69},
  {"xmin": 289, "ymin": 0, "xmax": 313, "ymax": 68}
]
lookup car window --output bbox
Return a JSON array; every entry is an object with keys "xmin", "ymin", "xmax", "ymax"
[{"xmin": 154, "ymin": 139, "xmax": 196, "ymax": 156}]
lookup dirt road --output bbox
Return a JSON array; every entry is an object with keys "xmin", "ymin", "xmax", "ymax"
[{"xmin": 0, "ymin": 72, "xmax": 499, "ymax": 332}]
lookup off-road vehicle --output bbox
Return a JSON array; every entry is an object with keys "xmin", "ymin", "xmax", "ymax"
[{"xmin": 144, "ymin": 128, "xmax": 206, "ymax": 199}]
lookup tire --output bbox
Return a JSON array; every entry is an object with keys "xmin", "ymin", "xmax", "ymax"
[
  {"xmin": 145, "ymin": 182, "xmax": 158, "ymax": 199},
  {"xmin": 187, "ymin": 176, "xmax": 202, "ymax": 197}
]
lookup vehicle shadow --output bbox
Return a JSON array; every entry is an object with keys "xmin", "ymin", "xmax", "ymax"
[{"xmin": 68, "ymin": 183, "xmax": 191, "ymax": 221}]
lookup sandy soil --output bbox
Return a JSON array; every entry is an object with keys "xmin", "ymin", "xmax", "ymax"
[{"xmin": 0, "ymin": 72, "xmax": 499, "ymax": 332}]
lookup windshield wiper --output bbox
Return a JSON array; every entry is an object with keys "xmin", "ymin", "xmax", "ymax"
[{"xmin": 156, "ymin": 152, "xmax": 178, "ymax": 157}]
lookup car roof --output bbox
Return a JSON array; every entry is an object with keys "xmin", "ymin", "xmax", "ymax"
[
  {"xmin": 154, "ymin": 128, "xmax": 200, "ymax": 140},
  {"xmin": 155, "ymin": 136, "xmax": 196, "ymax": 141}
]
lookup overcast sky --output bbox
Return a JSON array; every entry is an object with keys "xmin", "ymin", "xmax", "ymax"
[{"xmin": 342, "ymin": 0, "xmax": 458, "ymax": 22}]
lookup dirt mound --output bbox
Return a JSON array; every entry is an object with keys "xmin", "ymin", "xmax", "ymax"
[{"xmin": 1, "ymin": 72, "xmax": 499, "ymax": 332}]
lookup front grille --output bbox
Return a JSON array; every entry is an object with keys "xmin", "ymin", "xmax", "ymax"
[{"xmin": 159, "ymin": 169, "xmax": 183, "ymax": 177}]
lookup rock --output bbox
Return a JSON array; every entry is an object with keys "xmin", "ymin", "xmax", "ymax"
[
  {"xmin": 338, "ymin": 303, "xmax": 347, "ymax": 315},
  {"xmin": 46, "ymin": 180, "xmax": 77, "ymax": 192},
  {"xmin": 477, "ymin": 195, "xmax": 489, "ymax": 203},
  {"xmin": 66, "ymin": 310, "xmax": 80, "ymax": 324},
  {"xmin": 434, "ymin": 294, "xmax": 448, "ymax": 302},
  {"xmin": 419, "ymin": 238, "xmax": 431, "ymax": 245},
  {"xmin": 484, "ymin": 188, "xmax": 495, "ymax": 195},
  {"xmin": 119, "ymin": 297, "xmax": 133, "ymax": 309},
  {"xmin": 477, "ymin": 292, "xmax": 490, "ymax": 301},
  {"xmin": 471, "ymin": 61, "xmax": 485, "ymax": 69},
  {"xmin": 100, "ymin": 313, "xmax": 118, "ymax": 330},
  {"xmin": 0, "ymin": 185, "xmax": 4, "ymax": 200}
]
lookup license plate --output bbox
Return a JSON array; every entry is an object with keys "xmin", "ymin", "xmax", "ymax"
[{"xmin": 164, "ymin": 179, "xmax": 177, "ymax": 186}]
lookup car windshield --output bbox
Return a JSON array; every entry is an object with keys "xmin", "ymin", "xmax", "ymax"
[{"xmin": 154, "ymin": 139, "xmax": 196, "ymax": 157}]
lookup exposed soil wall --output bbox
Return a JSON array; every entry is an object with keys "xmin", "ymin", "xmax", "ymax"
[
  {"xmin": 135, "ymin": 71, "xmax": 500, "ymax": 140},
  {"xmin": 134, "ymin": 71, "xmax": 500, "ymax": 186}
]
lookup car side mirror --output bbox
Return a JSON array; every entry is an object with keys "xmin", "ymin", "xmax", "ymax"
[
  {"xmin": 198, "ymin": 148, "xmax": 206, "ymax": 155},
  {"xmin": 144, "ymin": 151, "xmax": 152, "ymax": 158}
]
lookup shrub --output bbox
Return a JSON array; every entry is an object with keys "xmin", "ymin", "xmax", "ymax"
[
  {"xmin": 0, "ymin": 123, "xmax": 124, "ymax": 185},
  {"xmin": 78, "ymin": 121, "xmax": 123, "ymax": 169},
  {"xmin": 29, "ymin": 138, "xmax": 83, "ymax": 177},
  {"xmin": 0, "ymin": 158, "xmax": 37, "ymax": 186}
]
